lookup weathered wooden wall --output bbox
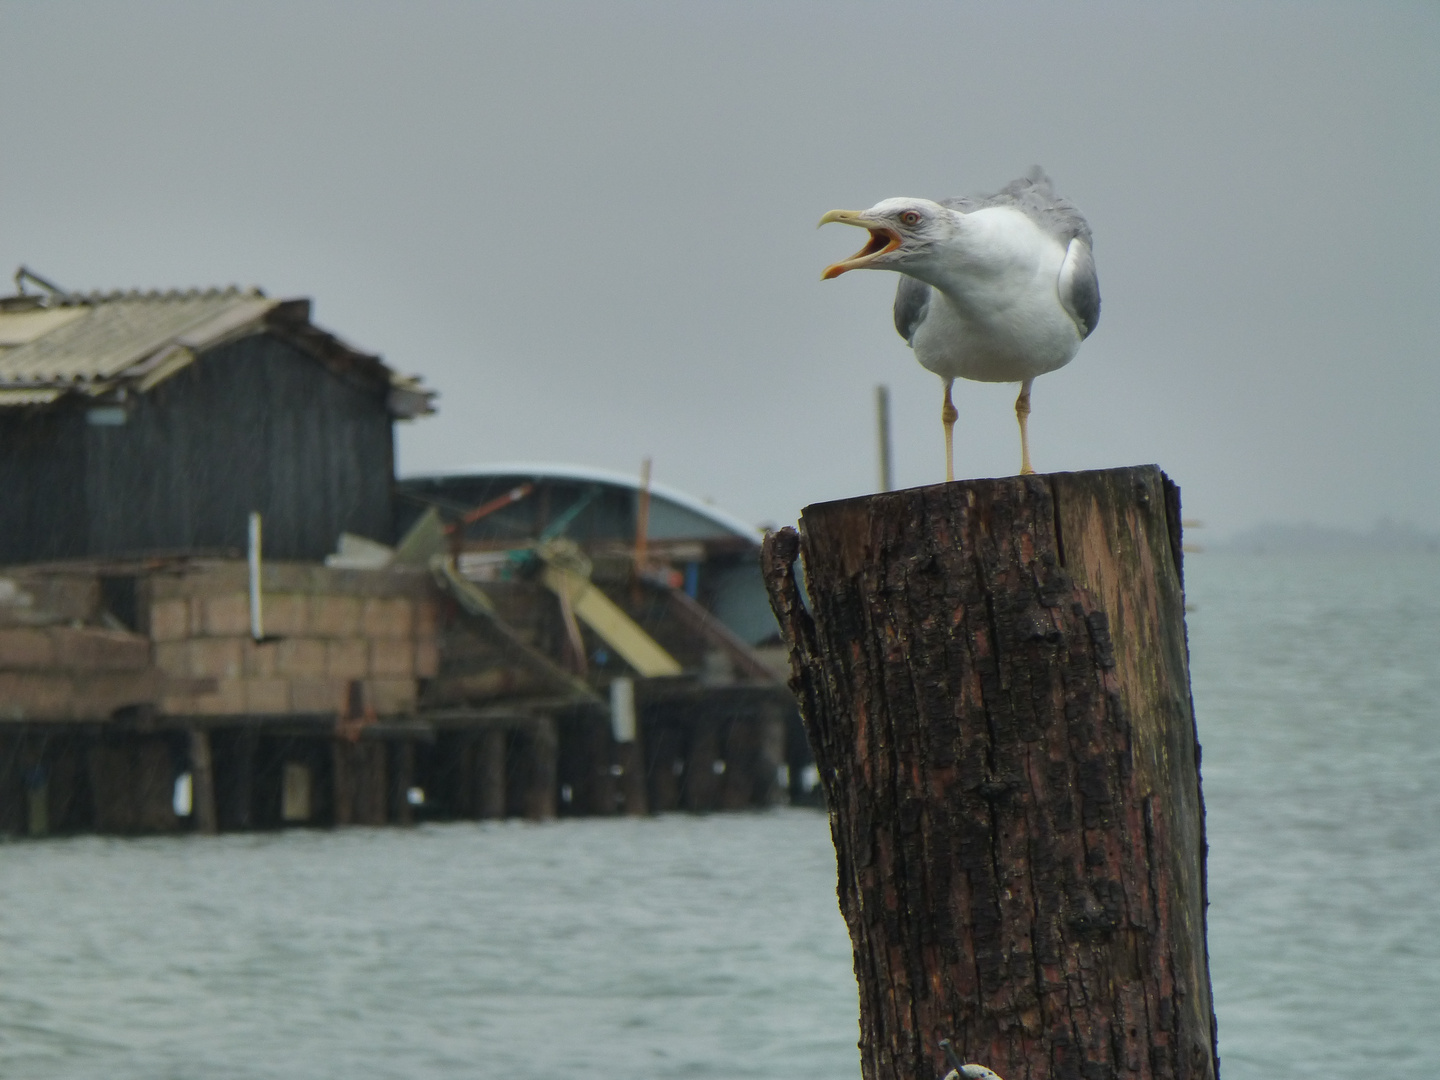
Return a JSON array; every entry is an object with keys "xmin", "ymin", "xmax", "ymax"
[
  {"xmin": 0, "ymin": 332, "xmax": 395, "ymax": 566},
  {"xmin": 0, "ymin": 408, "xmax": 87, "ymax": 563}
]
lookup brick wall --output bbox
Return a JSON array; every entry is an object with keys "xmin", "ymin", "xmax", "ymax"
[
  {"xmin": 148, "ymin": 562, "xmax": 440, "ymax": 718},
  {"xmin": 0, "ymin": 625, "xmax": 156, "ymax": 721},
  {"xmin": 0, "ymin": 560, "xmax": 442, "ymax": 722}
]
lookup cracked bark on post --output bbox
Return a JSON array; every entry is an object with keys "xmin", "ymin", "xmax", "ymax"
[{"xmin": 760, "ymin": 466, "xmax": 1216, "ymax": 1080}]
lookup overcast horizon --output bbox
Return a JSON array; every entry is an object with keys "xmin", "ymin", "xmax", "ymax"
[{"xmin": 3, "ymin": 1, "xmax": 1436, "ymax": 541}]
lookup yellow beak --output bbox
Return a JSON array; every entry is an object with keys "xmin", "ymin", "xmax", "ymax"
[{"xmin": 818, "ymin": 210, "xmax": 901, "ymax": 279}]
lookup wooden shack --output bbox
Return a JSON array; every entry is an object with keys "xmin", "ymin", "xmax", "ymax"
[
  {"xmin": 0, "ymin": 281, "xmax": 433, "ymax": 563},
  {"xmin": 0, "ymin": 277, "xmax": 805, "ymax": 836}
]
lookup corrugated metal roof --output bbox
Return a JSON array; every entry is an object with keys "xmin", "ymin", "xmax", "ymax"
[
  {"xmin": 0, "ymin": 387, "xmax": 63, "ymax": 406},
  {"xmin": 0, "ymin": 284, "xmax": 435, "ymax": 418},
  {"xmin": 0, "ymin": 288, "xmax": 270, "ymax": 384},
  {"xmin": 0, "ymin": 306, "xmax": 87, "ymax": 346}
]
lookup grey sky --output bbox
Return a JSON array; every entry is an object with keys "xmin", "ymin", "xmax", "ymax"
[{"xmin": 3, "ymin": 1, "xmax": 1436, "ymax": 538}]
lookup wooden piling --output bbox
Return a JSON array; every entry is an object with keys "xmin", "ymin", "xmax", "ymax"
[
  {"xmin": 682, "ymin": 716, "xmax": 721, "ymax": 812},
  {"xmin": 449, "ymin": 734, "xmax": 473, "ymax": 816},
  {"xmin": 88, "ymin": 735, "xmax": 179, "ymax": 834},
  {"xmin": 720, "ymin": 707, "xmax": 785, "ymax": 809},
  {"xmin": 44, "ymin": 735, "xmax": 86, "ymax": 832},
  {"xmin": 353, "ymin": 741, "xmax": 388, "ymax": 825},
  {"xmin": 188, "ymin": 728, "xmax": 218, "ymax": 834},
  {"xmin": 332, "ymin": 739, "xmax": 355, "ymax": 826},
  {"xmin": 761, "ymin": 466, "xmax": 1216, "ymax": 1080},
  {"xmin": 757, "ymin": 702, "xmax": 787, "ymax": 807},
  {"xmin": 27, "ymin": 749, "xmax": 49, "ymax": 837},
  {"xmin": 475, "ymin": 727, "xmax": 506, "ymax": 819},
  {"xmin": 646, "ymin": 723, "xmax": 682, "ymax": 813},
  {"xmin": 559, "ymin": 712, "xmax": 615, "ymax": 816},
  {"xmin": 217, "ymin": 728, "xmax": 258, "ymax": 831},
  {"xmin": 524, "ymin": 716, "xmax": 558, "ymax": 820},
  {"xmin": 719, "ymin": 716, "xmax": 757, "ymax": 811},
  {"xmin": 616, "ymin": 739, "xmax": 648, "ymax": 816},
  {"xmin": 391, "ymin": 740, "xmax": 416, "ymax": 825},
  {"xmin": 0, "ymin": 733, "xmax": 22, "ymax": 835}
]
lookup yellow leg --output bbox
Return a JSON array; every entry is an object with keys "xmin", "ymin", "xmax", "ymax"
[
  {"xmin": 942, "ymin": 379, "xmax": 957, "ymax": 482},
  {"xmin": 1016, "ymin": 378, "xmax": 1034, "ymax": 476}
]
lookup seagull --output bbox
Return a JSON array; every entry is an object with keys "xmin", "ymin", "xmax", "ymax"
[{"xmin": 819, "ymin": 168, "xmax": 1099, "ymax": 480}]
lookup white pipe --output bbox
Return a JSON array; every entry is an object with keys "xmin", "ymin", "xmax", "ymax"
[
  {"xmin": 248, "ymin": 511, "xmax": 263, "ymax": 641},
  {"xmin": 609, "ymin": 676, "xmax": 637, "ymax": 743}
]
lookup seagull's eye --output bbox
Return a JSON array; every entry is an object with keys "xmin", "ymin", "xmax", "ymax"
[{"xmin": 900, "ymin": 210, "xmax": 922, "ymax": 226}]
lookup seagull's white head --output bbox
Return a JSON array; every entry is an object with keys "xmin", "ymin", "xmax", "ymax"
[{"xmin": 818, "ymin": 197, "xmax": 961, "ymax": 279}]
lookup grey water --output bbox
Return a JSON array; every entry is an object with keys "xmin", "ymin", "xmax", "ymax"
[
  {"xmin": 1190, "ymin": 552, "xmax": 1440, "ymax": 1078},
  {"xmin": 1, "ymin": 552, "xmax": 1437, "ymax": 1079}
]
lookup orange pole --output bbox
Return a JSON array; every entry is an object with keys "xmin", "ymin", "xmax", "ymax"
[{"xmin": 443, "ymin": 483, "xmax": 535, "ymax": 535}]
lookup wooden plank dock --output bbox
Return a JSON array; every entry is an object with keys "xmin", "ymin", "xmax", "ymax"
[{"xmin": 0, "ymin": 555, "xmax": 803, "ymax": 837}]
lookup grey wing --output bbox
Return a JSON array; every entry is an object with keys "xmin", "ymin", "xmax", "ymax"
[
  {"xmin": 939, "ymin": 193, "xmax": 981, "ymax": 215},
  {"xmin": 893, "ymin": 274, "xmax": 932, "ymax": 345},
  {"xmin": 937, "ymin": 170, "xmax": 1098, "ymax": 337},
  {"xmin": 1057, "ymin": 238, "xmax": 1100, "ymax": 338},
  {"xmin": 982, "ymin": 168, "xmax": 1093, "ymax": 248}
]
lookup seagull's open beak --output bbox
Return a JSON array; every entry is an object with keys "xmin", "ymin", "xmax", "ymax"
[{"xmin": 818, "ymin": 210, "xmax": 901, "ymax": 279}]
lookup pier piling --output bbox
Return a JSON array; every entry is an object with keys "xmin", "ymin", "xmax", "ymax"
[
  {"xmin": 761, "ymin": 466, "xmax": 1217, "ymax": 1080},
  {"xmin": 188, "ymin": 728, "xmax": 218, "ymax": 834}
]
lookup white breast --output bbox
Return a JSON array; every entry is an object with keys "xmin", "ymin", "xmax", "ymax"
[{"xmin": 911, "ymin": 207, "xmax": 1083, "ymax": 384}]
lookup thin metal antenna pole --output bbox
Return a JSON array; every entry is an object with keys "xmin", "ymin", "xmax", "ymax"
[
  {"xmin": 875, "ymin": 385, "xmax": 893, "ymax": 492},
  {"xmin": 634, "ymin": 456, "xmax": 652, "ymax": 573}
]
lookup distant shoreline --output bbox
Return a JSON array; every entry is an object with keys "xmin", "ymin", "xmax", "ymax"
[{"xmin": 1212, "ymin": 520, "xmax": 1440, "ymax": 555}]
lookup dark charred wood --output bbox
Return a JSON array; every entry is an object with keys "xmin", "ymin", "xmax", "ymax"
[{"xmin": 760, "ymin": 466, "xmax": 1216, "ymax": 1080}]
